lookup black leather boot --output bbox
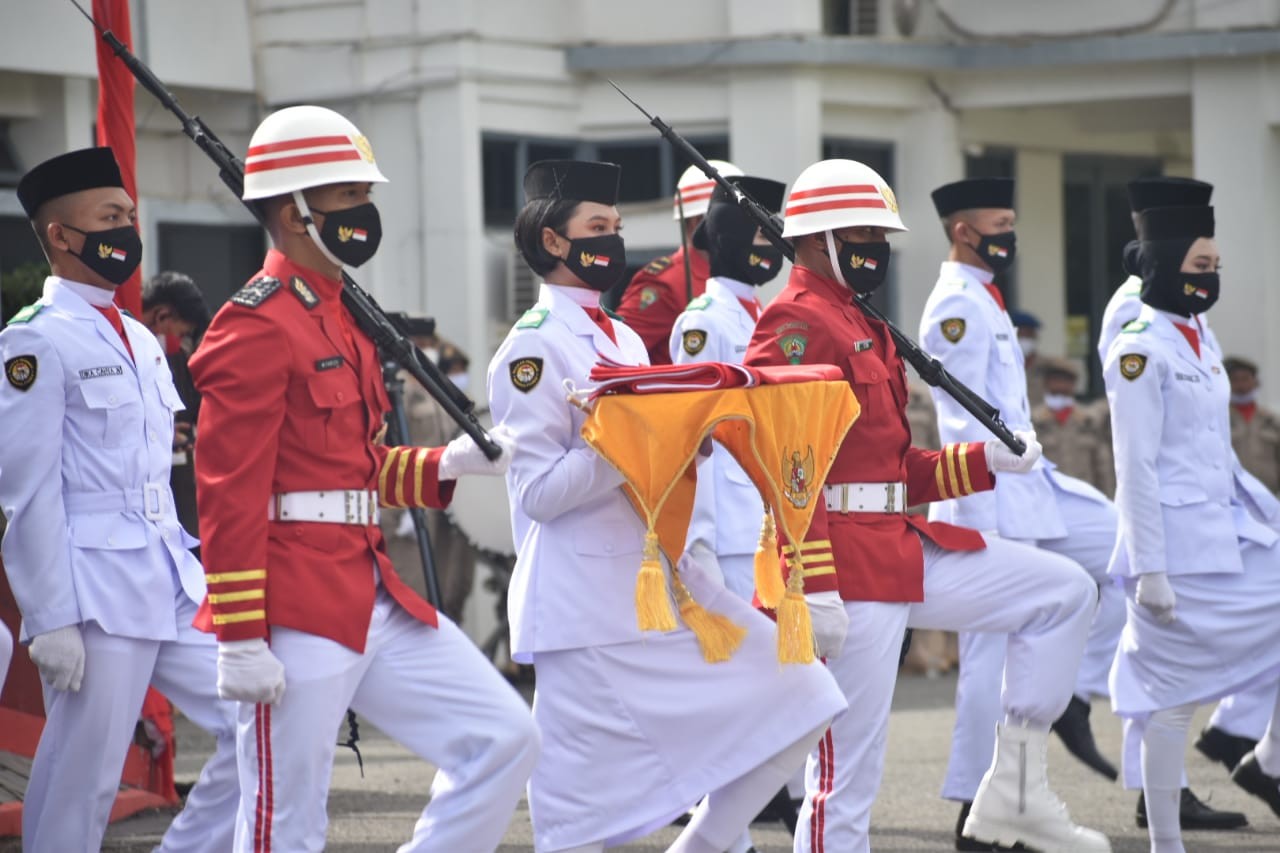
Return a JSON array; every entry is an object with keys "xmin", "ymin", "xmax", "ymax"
[
  {"xmin": 1050, "ymin": 695, "xmax": 1118, "ymax": 781},
  {"xmin": 1135, "ymin": 787, "xmax": 1248, "ymax": 829}
]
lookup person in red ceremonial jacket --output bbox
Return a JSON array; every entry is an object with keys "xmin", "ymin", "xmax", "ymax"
[
  {"xmin": 190, "ymin": 106, "xmax": 537, "ymax": 853},
  {"xmin": 743, "ymin": 159, "xmax": 1109, "ymax": 853},
  {"xmin": 615, "ymin": 160, "xmax": 742, "ymax": 364}
]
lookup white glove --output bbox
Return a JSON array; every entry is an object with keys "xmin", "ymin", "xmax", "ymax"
[
  {"xmin": 984, "ymin": 430, "xmax": 1042, "ymax": 474},
  {"xmin": 1135, "ymin": 572, "xmax": 1177, "ymax": 624},
  {"xmin": 678, "ymin": 542, "xmax": 726, "ymax": 587},
  {"xmin": 805, "ymin": 591, "xmax": 850, "ymax": 659},
  {"xmin": 438, "ymin": 425, "xmax": 516, "ymax": 480},
  {"xmin": 217, "ymin": 639, "xmax": 286, "ymax": 704},
  {"xmin": 29, "ymin": 625, "xmax": 85, "ymax": 692}
]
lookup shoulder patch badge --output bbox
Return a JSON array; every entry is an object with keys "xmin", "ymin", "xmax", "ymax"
[
  {"xmin": 7, "ymin": 303, "xmax": 43, "ymax": 325},
  {"xmin": 230, "ymin": 276, "xmax": 283, "ymax": 308},
  {"xmin": 5, "ymin": 355, "xmax": 37, "ymax": 391},
  {"xmin": 638, "ymin": 287, "xmax": 659, "ymax": 310},
  {"xmin": 940, "ymin": 317, "xmax": 966, "ymax": 343},
  {"xmin": 1119, "ymin": 353, "xmax": 1147, "ymax": 380},
  {"xmin": 516, "ymin": 308, "xmax": 548, "ymax": 330},
  {"xmin": 643, "ymin": 256, "xmax": 673, "ymax": 276},
  {"xmin": 686, "ymin": 295, "xmax": 712, "ymax": 312},
  {"xmin": 1121, "ymin": 319, "xmax": 1150, "ymax": 334},
  {"xmin": 779, "ymin": 333, "xmax": 808, "ymax": 365},
  {"xmin": 682, "ymin": 329, "xmax": 708, "ymax": 356},
  {"xmin": 289, "ymin": 276, "xmax": 320, "ymax": 309},
  {"xmin": 509, "ymin": 357, "xmax": 543, "ymax": 392}
]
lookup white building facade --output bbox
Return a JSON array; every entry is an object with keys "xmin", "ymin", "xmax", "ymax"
[{"xmin": 2, "ymin": 0, "xmax": 1280, "ymax": 399}]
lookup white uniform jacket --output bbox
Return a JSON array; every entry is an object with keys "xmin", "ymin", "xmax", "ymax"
[
  {"xmin": 0, "ymin": 277, "xmax": 202, "ymax": 642},
  {"xmin": 488, "ymin": 284, "xmax": 652, "ymax": 662},
  {"xmin": 670, "ymin": 277, "xmax": 765, "ymax": 559},
  {"xmin": 920, "ymin": 262, "xmax": 1105, "ymax": 539},
  {"xmin": 1103, "ymin": 304, "xmax": 1278, "ymax": 579},
  {"xmin": 1097, "ymin": 278, "xmax": 1277, "ymax": 525}
]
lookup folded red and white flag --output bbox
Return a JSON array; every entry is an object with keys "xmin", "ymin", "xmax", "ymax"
[{"xmin": 587, "ymin": 358, "xmax": 841, "ymax": 399}]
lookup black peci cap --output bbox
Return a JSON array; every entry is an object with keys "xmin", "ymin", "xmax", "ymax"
[
  {"xmin": 693, "ymin": 175, "xmax": 788, "ymax": 250},
  {"xmin": 523, "ymin": 160, "xmax": 621, "ymax": 206},
  {"xmin": 1126, "ymin": 176, "xmax": 1212, "ymax": 213},
  {"xmin": 931, "ymin": 177, "xmax": 1015, "ymax": 218},
  {"xmin": 17, "ymin": 147, "xmax": 126, "ymax": 218},
  {"xmin": 1135, "ymin": 205, "xmax": 1215, "ymax": 242}
]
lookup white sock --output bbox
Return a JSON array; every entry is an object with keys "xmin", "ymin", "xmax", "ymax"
[
  {"xmin": 1142, "ymin": 704, "xmax": 1195, "ymax": 853},
  {"xmin": 1256, "ymin": 687, "xmax": 1280, "ymax": 776},
  {"xmin": 666, "ymin": 722, "xmax": 828, "ymax": 853}
]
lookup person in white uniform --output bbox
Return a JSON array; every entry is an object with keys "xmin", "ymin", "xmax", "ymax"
[
  {"xmin": 670, "ymin": 175, "xmax": 792, "ymax": 853},
  {"xmin": 488, "ymin": 159, "xmax": 847, "ymax": 853},
  {"xmin": 1104, "ymin": 202, "xmax": 1280, "ymax": 852},
  {"xmin": 1099, "ymin": 176, "xmax": 1280, "ymax": 786},
  {"xmin": 920, "ymin": 178, "xmax": 1129, "ymax": 841},
  {"xmin": 0, "ymin": 147, "xmax": 238, "ymax": 853},
  {"xmin": 670, "ymin": 175, "xmax": 787, "ymax": 601}
]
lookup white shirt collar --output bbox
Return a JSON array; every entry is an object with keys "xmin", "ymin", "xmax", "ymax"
[
  {"xmin": 939, "ymin": 260, "xmax": 994, "ymax": 285},
  {"xmin": 709, "ymin": 276, "xmax": 757, "ymax": 301},
  {"xmin": 47, "ymin": 275, "xmax": 118, "ymax": 308},
  {"xmin": 544, "ymin": 283, "xmax": 604, "ymax": 308}
]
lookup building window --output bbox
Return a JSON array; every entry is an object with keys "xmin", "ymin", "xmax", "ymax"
[
  {"xmin": 156, "ymin": 222, "xmax": 266, "ymax": 310},
  {"xmin": 823, "ymin": 0, "xmax": 880, "ymax": 36},
  {"xmin": 0, "ymin": 122, "xmax": 22, "ymax": 188},
  {"xmin": 596, "ymin": 142, "xmax": 662, "ymax": 203},
  {"xmin": 481, "ymin": 135, "xmax": 578, "ymax": 228}
]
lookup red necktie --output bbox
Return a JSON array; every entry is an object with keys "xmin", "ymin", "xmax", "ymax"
[
  {"xmin": 94, "ymin": 305, "xmax": 134, "ymax": 362},
  {"xmin": 584, "ymin": 306, "xmax": 617, "ymax": 345},
  {"xmin": 1054, "ymin": 407, "xmax": 1073, "ymax": 426},
  {"xmin": 737, "ymin": 297, "xmax": 762, "ymax": 322},
  {"xmin": 1173, "ymin": 322, "xmax": 1200, "ymax": 358},
  {"xmin": 984, "ymin": 284, "xmax": 1007, "ymax": 312},
  {"xmin": 1237, "ymin": 402, "xmax": 1258, "ymax": 423}
]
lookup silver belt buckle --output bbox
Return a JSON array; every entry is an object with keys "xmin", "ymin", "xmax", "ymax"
[
  {"xmin": 885, "ymin": 482, "xmax": 896, "ymax": 514},
  {"xmin": 840, "ymin": 484, "xmax": 849, "ymax": 513},
  {"xmin": 143, "ymin": 482, "xmax": 165, "ymax": 521}
]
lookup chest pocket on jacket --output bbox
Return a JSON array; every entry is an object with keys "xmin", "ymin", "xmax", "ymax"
[
  {"xmin": 846, "ymin": 350, "xmax": 895, "ymax": 414},
  {"xmin": 78, "ymin": 379, "xmax": 142, "ymax": 449},
  {"xmin": 306, "ymin": 369, "xmax": 365, "ymax": 450}
]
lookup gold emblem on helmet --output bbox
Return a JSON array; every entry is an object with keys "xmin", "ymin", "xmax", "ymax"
[
  {"xmin": 352, "ymin": 135, "xmax": 376, "ymax": 164},
  {"xmin": 880, "ymin": 184, "xmax": 899, "ymax": 214}
]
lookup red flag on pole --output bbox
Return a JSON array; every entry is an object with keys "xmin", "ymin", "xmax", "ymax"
[{"xmin": 93, "ymin": 0, "xmax": 142, "ymax": 315}]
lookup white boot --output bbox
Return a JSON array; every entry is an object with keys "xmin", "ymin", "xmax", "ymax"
[{"xmin": 963, "ymin": 721, "xmax": 1111, "ymax": 853}]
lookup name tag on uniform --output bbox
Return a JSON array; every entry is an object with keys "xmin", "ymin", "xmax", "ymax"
[
  {"xmin": 995, "ymin": 333, "xmax": 1010, "ymax": 341},
  {"xmin": 854, "ymin": 339, "xmax": 873, "ymax": 352},
  {"xmin": 1174, "ymin": 372, "xmax": 1200, "ymax": 383},
  {"xmin": 734, "ymin": 344, "xmax": 747, "ymax": 353},
  {"xmin": 315, "ymin": 356, "xmax": 344, "ymax": 371},
  {"xmin": 79, "ymin": 365, "xmax": 124, "ymax": 380}
]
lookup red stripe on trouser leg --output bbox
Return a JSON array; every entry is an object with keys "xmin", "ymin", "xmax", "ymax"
[
  {"xmin": 254, "ymin": 704, "xmax": 274, "ymax": 853},
  {"xmin": 809, "ymin": 733, "xmax": 822, "ymax": 851},
  {"xmin": 812, "ymin": 728, "xmax": 834, "ymax": 853}
]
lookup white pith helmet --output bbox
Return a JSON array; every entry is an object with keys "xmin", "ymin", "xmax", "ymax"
[
  {"xmin": 673, "ymin": 160, "xmax": 743, "ymax": 220},
  {"xmin": 242, "ymin": 105, "xmax": 388, "ymax": 200},
  {"xmin": 781, "ymin": 159, "xmax": 907, "ymax": 237}
]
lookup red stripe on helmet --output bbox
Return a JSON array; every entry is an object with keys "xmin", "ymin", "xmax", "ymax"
[
  {"xmin": 244, "ymin": 149, "xmax": 364, "ymax": 174},
  {"xmin": 247, "ymin": 134, "xmax": 352, "ymax": 157},
  {"xmin": 787, "ymin": 183, "xmax": 879, "ymax": 201},
  {"xmin": 785, "ymin": 198, "xmax": 887, "ymax": 216}
]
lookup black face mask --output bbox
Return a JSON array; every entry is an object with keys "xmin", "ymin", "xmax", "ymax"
[
  {"xmin": 310, "ymin": 203, "xmax": 382, "ymax": 267},
  {"xmin": 63, "ymin": 224, "xmax": 142, "ymax": 286},
  {"xmin": 564, "ymin": 233, "xmax": 627, "ymax": 292},
  {"xmin": 1136, "ymin": 237, "xmax": 1219, "ymax": 317},
  {"xmin": 972, "ymin": 230, "xmax": 1017, "ymax": 273},
  {"xmin": 834, "ymin": 237, "xmax": 891, "ymax": 295},
  {"xmin": 741, "ymin": 245, "xmax": 784, "ymax": 286},
  {"xmin": 705, "ymin": 203, "xmax": 783, "ymax": 286}
]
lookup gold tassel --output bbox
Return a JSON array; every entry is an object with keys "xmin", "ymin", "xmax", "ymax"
[
  {"xmin": 775, "ymin": 565, "xmax": 815, "ymax": 664},
  {"xmin": 673, "ymin": 576, "xmax": 747, "ymax": 663},
  {"xmin": 635, "ymin": 530, "xmax": 677, "ymax": 632},
  {"xmin": 753, "ymin": 512, "xmax": 784, "ymax": 609}
]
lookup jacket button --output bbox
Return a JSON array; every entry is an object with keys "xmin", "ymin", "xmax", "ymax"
[
  {"xmin": 107, "ymin": 536, "xmax": 115, "ymax": 546},
  {"xmin": 604, "ymin": 544, "xmax": 614, "ymax": 554},
  {"xmin": 108, "ymin": 395, "xmax": 117, "ymax": 404},
  {"xmin": 337, "ymin": 392, "xmax": 345, "ymax": 402}
]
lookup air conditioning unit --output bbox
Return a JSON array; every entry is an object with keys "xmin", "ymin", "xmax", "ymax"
[{"xmin": 485, "ymin": 237, "xmax": 539, "ymax": 326}]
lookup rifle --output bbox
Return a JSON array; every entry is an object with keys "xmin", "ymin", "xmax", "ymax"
[
  {"xmin": 69, "ymin": 0, "xmax": 501, "ymax": 460},
  {"xmin": 608, "ymin": 81, "xmax": 1026, "ymax": 455}
]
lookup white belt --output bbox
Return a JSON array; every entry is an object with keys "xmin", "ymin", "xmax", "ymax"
[
  {"xmin": 65, "ymin": 482, "xmax": 170, "ymax": 521},
  {"xmin": 823, "ymin": 482, "xmax": 906, "ymax": 514},
  {"xmin": 267, "ymin": 490, "xmax": 380, "ymax": 526}
]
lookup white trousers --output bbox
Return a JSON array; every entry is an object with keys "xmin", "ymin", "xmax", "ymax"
[
  {"xmin": 233, "ymin": 587, "xmax": 538, "ymax": 853},
  {"xmin": 943, "ymin": 487, "xmax": 1119, "ymax": 801},
  {"xmin": 23, "ymin": 594, "xmax": 239, "ymax": 853},
  {"xmin": 1209, "ymin": 680, "xmax": 1280, "ymax": 741},
  {"xmin": 0, "ymin": 620, "xmax": 12, "ymax": 695},
  {"xmin": 794, "ymin": 535, "xmax": 1095, "ymax": 853}
]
